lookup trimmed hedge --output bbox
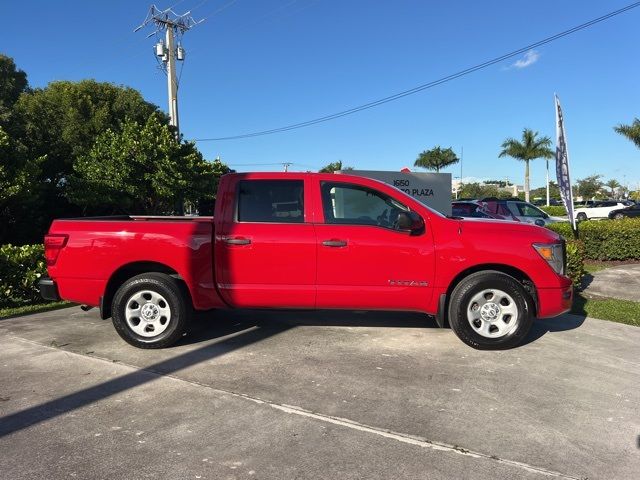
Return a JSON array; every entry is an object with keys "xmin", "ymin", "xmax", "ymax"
[
  {"xmin": 548, "ymin": 218, "xmax": 640, "ymax": 261},
  {"xmin": 0, "ymin": 244, "xmax": 47, "ymax": 308},
  {"xmin": 565, "ymin": 240, "xmax": 585, "ymax": 288},
  {"xmin": 540, "ymin": 205, "xmax": 567, "ymax": 216}
]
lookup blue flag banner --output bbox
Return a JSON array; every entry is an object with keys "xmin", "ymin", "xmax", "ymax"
[{"xmin": 554, "ymin": 95, "xmax": 577, "ymax": 234}]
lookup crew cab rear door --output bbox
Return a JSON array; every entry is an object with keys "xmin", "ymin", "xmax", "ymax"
[
  {"xmin": 216, "ymin": 175, "xmax": 316, "ymax": 308},
  {"xmin": 313, "ymin": 178, "xmax": 434, "ymax": 311}
]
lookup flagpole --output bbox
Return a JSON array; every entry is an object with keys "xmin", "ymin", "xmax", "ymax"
[
  {"xmin": 546, "ymin": 159, "xmax": 550, "ymax": 206},
  {"xmin": 554, "ymin": 94, "xmax": 577, "ymax": 239}
]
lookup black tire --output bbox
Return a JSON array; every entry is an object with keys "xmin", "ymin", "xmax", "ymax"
[
  {"xmin": 111, "ymin": 272, "xmax": 191, "ymax": 349},
  {"xmin": 576, "ymin": 212, "xmax": 588, "ymax": 222},
  {"xmin": 448, "ymin": 271, "xmax": 533, "ymax": 350},
  {"xmin": 614, "ymin": 213, "xmax": 624, "ymax": 220}
]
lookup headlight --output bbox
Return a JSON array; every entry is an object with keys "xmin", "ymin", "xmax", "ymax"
[{"xmin": 532, "ymin": 242, "xmax": 565, "ymax": 275}]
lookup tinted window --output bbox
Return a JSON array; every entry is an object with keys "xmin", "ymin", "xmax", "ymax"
[
  {"xmin": 237, "ymin": 180, "xmax": 304, "ymax": 223},
  {"xmin": 452, "ymin": 204, "xmax": 475, "ymax": 216},
  {"xmin": 321, "ymin": 182, "xmax": 408, "ymax": 228},
  {"xmin": 508, "ymin": 202, "xmax": 546, "ymax": 218}
]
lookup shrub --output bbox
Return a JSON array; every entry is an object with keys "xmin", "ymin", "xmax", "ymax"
[
  {"xmin": 565, "ymin": 240, "xmax": 585, "ymax": 288},
  {"xmin": 548, "ymin": 218, "xmax": 640, "ymax": 260},
  {"xmin": 0, "ymin": 244, "xmax": 46, "ymax": 308},
  {"xmin": 540, "ymin": 205, "xmax": 567, "ymax": 216}
]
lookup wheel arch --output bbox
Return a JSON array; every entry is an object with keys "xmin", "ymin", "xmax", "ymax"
[
  {"xmin": 100, "ymin": 261, "xmax": 192, "ymax": 319},
  {"xmin": 438, "ymin": 263, "xmax": 538, "ymax": 327}
]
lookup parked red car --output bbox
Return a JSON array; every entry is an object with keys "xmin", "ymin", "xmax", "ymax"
[{"xmin": 40, "ymin": 172, "xmax": 572, "ymax": 350}]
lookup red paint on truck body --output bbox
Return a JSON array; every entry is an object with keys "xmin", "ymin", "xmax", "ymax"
[{"xmin": 45, "ymin": 172, "xmax": 572, "ymax": 319}]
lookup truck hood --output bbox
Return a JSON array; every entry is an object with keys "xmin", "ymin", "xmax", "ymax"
[{"xmin": 455, "ymin": 217, "xmax": 561, "ymax": 243}]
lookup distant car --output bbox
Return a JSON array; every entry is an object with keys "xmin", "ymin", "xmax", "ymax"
[
  {"xmin": 451, "ymin": 201, "xmax": 510, "ymax": 219},
  {"xmin": 478, "ymin": 198, "xmax": 563, "ymax": 226},
  {"xmin": 608, "ymin": 204, "xmax": 640, "ymax": 220},
  {"xmin": 574, "ymin": 201, "xmax": 627, "ymax": 221}
]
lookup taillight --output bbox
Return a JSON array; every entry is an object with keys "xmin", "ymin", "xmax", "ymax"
[{"xmin": 44, "ymin": 234, "xmax": 68, "ymax": 266}]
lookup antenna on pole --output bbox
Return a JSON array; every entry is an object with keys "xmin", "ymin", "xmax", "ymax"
[{"xmin": 134, "ymin": 5, "xmax": 203, "ymax": 138}]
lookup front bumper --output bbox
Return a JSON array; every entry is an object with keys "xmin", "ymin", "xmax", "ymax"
[
  {"xmin": 38, "ymin": 277, "xmax": 61, "ymax": 301},
  {"xmin": 537, "ymin": 282, "xmax": 573, "ymax": 318}
]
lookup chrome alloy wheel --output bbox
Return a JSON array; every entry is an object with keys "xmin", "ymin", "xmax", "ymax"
[
  {"xmin": 124, "ymin": 290, "xmax": 171, "ymax": 338},
  {"xmin": 466, "ymin": 289, "xmax": 519, "ymax": 338}
]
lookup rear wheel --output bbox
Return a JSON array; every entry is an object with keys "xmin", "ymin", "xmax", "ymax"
[
  {"xmin": 448, "ymin": 271, "xmax": 533, "ymax": 350},
  {"xmin": 614, "ymin": 213, "xmax": 625, "ymax": 220},
  {"xmin": 576, "ymin": 212, "xmax": 588, "ymax": 222},
  {"xmin": 111, "ymin": 273, "xmax": 191, "ymax": 349}
]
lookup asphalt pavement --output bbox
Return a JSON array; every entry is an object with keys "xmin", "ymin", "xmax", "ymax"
[
  {"xmin": 583, "ymin": 264, "xmax": 640, "ymax": 301},
  {"xmin": 1, "ymin": 307, "xmax": 639, "ymax": 479}
]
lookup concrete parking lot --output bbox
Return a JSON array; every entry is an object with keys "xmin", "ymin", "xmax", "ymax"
[{"xmin": 1, "ymin": 307, "xmax": 638, "ymax": 479}]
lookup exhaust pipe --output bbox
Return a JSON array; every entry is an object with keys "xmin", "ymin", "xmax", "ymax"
[{"xmin": 80, "ymin": 305, "xmax": 93, "ymax": 312}]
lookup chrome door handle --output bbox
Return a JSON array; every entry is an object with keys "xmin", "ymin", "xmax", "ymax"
[
  {"xmin": 322, "ymin": 239, "xmax": 347, "ymax": 247},
  {"xmin": 224, "ymin": 237, "xmax": 251, "ymax": 245}
]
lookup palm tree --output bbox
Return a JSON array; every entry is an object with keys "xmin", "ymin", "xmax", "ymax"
[
  {"xmin": 414, "ymin": 146, "xmax": 459, "ymax": 173},
  {"xmin": 499, "ymin": 129, "xmax": 554, "ymax": 202},
  {"xmin": 605, "ymin": 179, "xmax": 621, "ymax": 198},
  {"xmin": 614, "ymin": 118, "xmax": 640, "ymax": 149}
]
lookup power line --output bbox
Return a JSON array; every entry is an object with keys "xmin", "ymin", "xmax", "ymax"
[{"xmin": 194, "ymin": 1, "xmax": 640, "ymax": 142}]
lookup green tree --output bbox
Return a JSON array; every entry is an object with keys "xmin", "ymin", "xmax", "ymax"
[
  {"xmin": 319, "ymin": 160, "xmax": 352, "ymax": 173},
  {"xmin": 0, "ymin": 54, "xmax": 28, "ymax": 128},
  {"xmin": 614, "ymin": 118, "xmax": 640, "ymax": 149},
  {"xmin": 14, "ymin": 79, "xmax": 162, "ymax": 187},
  {"xmin": 414, "ymin": 146, "xmax": 459, "ymax": 173},
  {"xmin": 9, "ymin": 79, "xmax": 164, "ymax": 241},
  {"xmin": 575, "ymin": 175, "xmax": 603, "ymax": 200},
  {"xmin": 530, "ymin": 181, "xmax": 561, "ymax": 200},
  {"xmin": 0, "ymin": 130, "xmax": 45, "ymax": 244},
  {"xmin": 498, "ymin": 129, "xmax": 553, "ymax": 202},
  {"xmin": 67, "ymin": 114, "xmax": 226, "ymax": 215},
  {"xmin": 605, "ymin": 179, "xmax": 621, "ymax": 198},
  {"xmin": 458, "ymin": 183, "xmax": 510, "ymax": 199}
]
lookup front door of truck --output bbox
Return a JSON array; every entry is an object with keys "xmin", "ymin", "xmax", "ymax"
[
  {"xmin": 314, "ymin": 180, "xmax": 435, "ymax": 311},
  {"xmin": 217, "ymin": 176, "xmax": 317, "ymax": 308}
]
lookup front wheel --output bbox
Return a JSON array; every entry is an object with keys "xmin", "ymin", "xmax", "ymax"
[
  {"xmin": 448, "ymin": 271, "xmax": 533, "ymax": 350},
  {"xmin": 111, "ymin": 273, "xmax": 191, "ymax": 349},
  {"xmin": 613, "ymin": 213, "xmax": 625, "ymax": 220},
  {"xmin": 576, "ymin": 212, "xmax": 588, "ymax": 222}
]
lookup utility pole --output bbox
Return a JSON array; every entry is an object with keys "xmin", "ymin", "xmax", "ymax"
[
  {"xmin": 135, "ymin": 5, "xmax": 202, "ymax": 137},
  {"xmin": 165, "ymin": 26, "xmax": 179, "ymax": 133}
]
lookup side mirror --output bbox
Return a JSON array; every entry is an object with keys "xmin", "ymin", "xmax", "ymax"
[
  {"xmin": 534, "ymin": 219, "xmax": 545, "ymax": 227},
  {"xmin": 397, "ymin": 211, "xmax": 425, "ymax": 234}
]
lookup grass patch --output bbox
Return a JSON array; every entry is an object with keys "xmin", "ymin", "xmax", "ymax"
[
  {"xmin": 571, "ymin": 293, "xmax": 640, "ymax": 327},
  {"xmin": 583, "ymin": 262, "xmax": 609, "ymax": 274},
  {"xmin": 583, "ymin": 260, "xmax": 640, "ymax": 274},
  {"xmin": 0, "ymin": 301, "xmax": 73, "ymax": 320}
]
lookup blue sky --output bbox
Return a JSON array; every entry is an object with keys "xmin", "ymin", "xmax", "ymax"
[{"xmin": 4, "ymin": 0, "xmax": 640, "ymax": 189}]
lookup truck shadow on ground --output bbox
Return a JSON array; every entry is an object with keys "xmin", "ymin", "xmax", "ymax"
[
  {"xmin": 521, "ymin": 314, "xmax": 586, "ymax": 346},
  {"xmin": 0, "ymin": 308, "xmax": 584, "ymax": 439}
]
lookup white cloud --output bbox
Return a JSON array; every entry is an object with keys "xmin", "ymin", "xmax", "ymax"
[{"xmin": 511, "ymin": 49, "xmax": 540, "ymax": 69}]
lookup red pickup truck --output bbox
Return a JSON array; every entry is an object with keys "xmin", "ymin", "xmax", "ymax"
[{"xmin": 39, "ymin": 172, "xmax": 572, "ymax": 350}]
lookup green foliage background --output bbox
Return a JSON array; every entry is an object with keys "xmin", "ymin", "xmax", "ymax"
[
  {"xmin": 539, "ymin": 205, "xmax": 567, "ymax": 216},
  {"xmin": 0, "ymin": 54, "xmax": 229, "ymax": 245},
  {"xmin": 0, "ymin": 244, "xmax": 46, "ymax": 307},
  {"xmin": 548, "ymin": 219, "xmax": 640, "ymax": 261}
]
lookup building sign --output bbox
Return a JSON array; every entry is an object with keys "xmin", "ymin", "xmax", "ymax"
[{"xmin": 345, "ymin": 170, "xmax": 452, "ymax": 215}]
